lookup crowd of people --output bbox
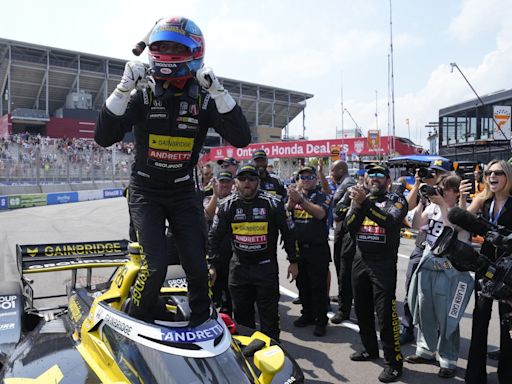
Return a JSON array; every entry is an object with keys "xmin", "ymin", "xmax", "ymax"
[
  {"xmin": 196, "ymin": 151, "xmax": 512, "ymax": 383},
  {"xmin": 0, "ymin": 133, "xmax": 133, "ymax": 183}
]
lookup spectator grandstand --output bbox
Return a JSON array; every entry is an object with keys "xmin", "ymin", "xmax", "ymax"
[{"xmin": 0, "ymin": 133, "xmax": 133, "ymax": 185}]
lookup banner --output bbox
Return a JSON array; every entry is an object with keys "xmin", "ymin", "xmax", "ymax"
[
  {"xmin": 0, "ymin": 196, "xmax": 7, "ymax": 210},
  {"xmin": 367, "ymin": 130, "xmax": 381, "ymax": 149},
  {"xmin": 78, "ymin": 190, "xmax": 104, "ymax": 202},
  {"xmin": 493, "ymin": 105, "xmax": 511, "ymax": 140},
  {"xmin": 8, "ymin": 194, "xmax": 47, "ymax": 209},
  {"xmin": 203, "ymin": 136, "xmax": 419, "ymax": 162},
  {"xmin": 103, "ymin": 188, "xmax": 124, "ymax": 199},
  {"xmin": 47, "ymin": 192, "xmax": 79, "ymax": 205}
]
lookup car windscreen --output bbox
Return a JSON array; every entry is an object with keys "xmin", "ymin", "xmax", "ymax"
[{"xmin": 102, "ymin": 326, "xmax": 254, "ymax": 383}]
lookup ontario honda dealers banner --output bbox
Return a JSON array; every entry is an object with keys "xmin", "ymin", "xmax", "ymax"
[{"xmin": 206, "ymin": 136, "xmax": 419, "ymax": 161}]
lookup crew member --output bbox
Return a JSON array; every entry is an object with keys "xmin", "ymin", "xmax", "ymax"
[
  {"xmin": 204, "ymin": 170, "xmax": 235, "ymax": 316},
  {"xmin": 346, "ymin": 165, "xmax": 408, "ymax": 383},
  {"xmin": 252, "ymin": 149, "xmax": 287, "ymax": 200},
  {"xmin": 94, "ymin": 17, "xmax": 251, "ymax": 327},
  {"xmin": 328, "ymin": 160, "xmax": 356, "ymax": 323},
  {"xmin": 217, "ymin": 156, "xmax": 239, "ymax": 177},
  {"xmin": 208, "ymin": 164, "xmax": 298, "ymax": 340},
  {"xmin": 288, "ymin": 166, "xmax": 331, "ymax": 337}
]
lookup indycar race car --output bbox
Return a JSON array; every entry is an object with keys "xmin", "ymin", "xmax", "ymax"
[{"xmin": 0, "ymin": 240, "xmax": 304, "ymax": 383}]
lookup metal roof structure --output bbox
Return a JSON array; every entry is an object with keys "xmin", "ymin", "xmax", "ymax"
[
  {"xmin": 0, "ymin": 37, "xmax": 313, "ymax": 134},
  {"xmin": 439, "ymin": 88, "xmax": 512, "ymax": 116}
]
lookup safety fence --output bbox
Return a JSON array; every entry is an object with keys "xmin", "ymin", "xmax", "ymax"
[{"xmin": 0, "ymin": 136, "xmax": 133, "ymax": 185}]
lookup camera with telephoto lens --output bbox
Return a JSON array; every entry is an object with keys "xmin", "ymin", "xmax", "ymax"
[
  {"xmin": 418, "ymin": 167, "xmax": 435, "ymax": 179},
  {"xmin": 419, "ymin": 184, "xmax": 443, "ymax": 199},
  {"xmin": 432, "ymin": 208, "xmax": 512, "ymax": 304}
]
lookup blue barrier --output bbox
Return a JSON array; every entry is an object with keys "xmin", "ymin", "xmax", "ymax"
[
  {"xmin": 103, "ymin": 188, "xmax": 124, "ymax": 199},
  {"xmin": 0, "ymin": 195, "xmax": 7, "ymax": 210},
  {"xmin": 47, "ymin": 192, "xmax": 79, "ymax": 205}
]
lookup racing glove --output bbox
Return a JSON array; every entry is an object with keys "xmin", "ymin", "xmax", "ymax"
[
  {"xmin": 196, "ymin": 67, "xmax": 236, "ymax": 114},
  {"xmin": 106, "ymin": 61, "xmax": 147, "ymax": 116}
]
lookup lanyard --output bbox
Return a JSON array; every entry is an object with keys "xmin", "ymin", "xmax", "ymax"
[{"xmin": 489, "ymin": 198, "xmax": 507, "ymax": 225}]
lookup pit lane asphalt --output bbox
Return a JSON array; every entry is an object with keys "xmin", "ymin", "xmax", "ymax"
[{"xmin": 0, "ymin": 198, "xmax": 502, "ymax": 383}]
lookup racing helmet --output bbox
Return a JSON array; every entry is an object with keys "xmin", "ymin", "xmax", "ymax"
[{"xmin": 148, "ymin": 17, "xmax": 205, "ymax": 86}]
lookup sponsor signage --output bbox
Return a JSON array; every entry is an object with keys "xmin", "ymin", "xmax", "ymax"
[
  {"xmin": 160, "ymin": 319, "xmax": 224, "ymax": 343},
  {"xmin": 367, "ymin": 130, "xmax": 381, "ymax": 149},
  {"xmin": 103, "ymin": 188, "xmax": 124, "ymax": 198},
  {"xmin": 78, "ymin": 190, "xmax": 104, "ymax": 201},
  {"xmin": 8, "ymin": 194, "xmax": 46, "ymax": 209},
  {"xmin": 47, "ymin": 192, "xmax": 79, "ymax": 205},
  {"xmin": 0, "ymin": 196, "xmax": 7, "ymax": 210},
  {"xmin": 206, "ymin": 136, "xmax": 417, "ymax": 161},
  {"xmin": 493, "ymin": 105, "xmax": 511, "ymax": 141}
]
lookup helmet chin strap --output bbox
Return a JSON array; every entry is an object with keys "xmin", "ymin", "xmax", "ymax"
[{"xmin": 150, "ymin": 78, "xmax": 189, "ymax": 98}]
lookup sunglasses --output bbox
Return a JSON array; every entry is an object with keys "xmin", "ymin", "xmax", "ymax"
[
  {"xmin": 237, "ymin": 175, "xmax": 258, "ymax": 182},
  {"xmin": 484, "ymin": 170, "xmax": 506, "ymax": 177},
  {"xmin": 299, "ymin": 175, "xmax": 316, "ymax": 181},
  {"xmin": 368, "ymin": 173, "xmax": 386, "ymax": 179}
]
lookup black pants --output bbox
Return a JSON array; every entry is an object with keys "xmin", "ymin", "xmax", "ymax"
[
  {"xmin": 128, "ymin": 177, "xmax": 210, "ymax": 324},
  {"xmin": 465, "ymin": 293, "xmax": 512, "ymax": 384},
  {"xmin": 334, "ymin": 230, "xmax": 355, "ymax": 316},
  {"xmin": 297, "ymin": 243, "xmax": 330, "ymax": 326},
  {"xmin": 352, "ymin": 252, "xmax": 403, "ymax": 369},
  {"xmin": 229, "ymin": 258, "xmax": 280, "ymax": 340},
  {"xmin": 212, "ymin": 258, "xmax": 233, "ymax": 316},
  {"xmin": 400, "ymin": 245, "xmax": 424, "ymax": 333}
]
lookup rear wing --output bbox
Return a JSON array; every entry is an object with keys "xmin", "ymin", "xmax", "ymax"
[{"xmin": 17, "ymin": 239, "xmax": 130, "ymax": 275}]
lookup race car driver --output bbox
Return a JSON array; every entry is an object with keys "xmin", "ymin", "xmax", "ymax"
[
  {"xmin": 345, "ymin": 165, "xmax": 408, "ymax": 383},
  {"xmin": 252, "ymin": 149, "xmax": 287, "ymax": 200},
  {"xmin": 94, "ymin": 17, "xmax": 251, "ymax": 327},
  {"xmin": 208, "ymin": 164, "xmax": 298, "ymax": 340}
]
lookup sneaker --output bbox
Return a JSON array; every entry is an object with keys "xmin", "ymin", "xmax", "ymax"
[
  {"xmin": 330, "ymin": 311, "xmax": 350, "ymax": 324},
  {"xmin": 378, "ymin": 366, "xmax": 402, "ymax": 383},
  {"xmin": 405, "ymin": 354, "xmax": 437, "ymax": 365},
  {"xmin": 438, "ymin": 368, "xmax": 456, "ymax": 379},
  {"xmin": 313, "ymin": 324, "xmax": 326, "ymax": 337},
  {"xmin": 292, "ymin": 297, "xmax": 302, "ymax": 305},
  {"xmin": 399, "ymin": 331, "xmax": 414, "ymax": 345},
  {"xmin": 350, "ymin": 351, "xmax": 379, "ymax": 362},
  {"xmin": 293, "ymin": 316, "xmax": 314, "ymax": 327}
]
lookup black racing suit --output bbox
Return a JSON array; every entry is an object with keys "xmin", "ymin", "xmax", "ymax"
[
  {"xmin": 259, "ymin": 172, "xmax": 287, "ymax": 200},
  {"xmin": 208, "ymin": 190, "xmax": 297, "ymax": 340},
  {"xmin": 332, "ymin": 176, "xmax": 356, "ymax": 317},
  {"xmin": 291, "ymin": 187, "xmax": 331, "ymax": 326},
  {"xmin": 95, "ymin": 80, "xmax": 250, "ymax": 325},
  {"xmin": 346, "ymin": 190, "xmax": 408, "ymax": 369}
]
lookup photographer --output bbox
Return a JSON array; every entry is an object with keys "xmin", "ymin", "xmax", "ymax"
[
  {"xmin": 461, "ymin": 160, "xmax": 512, "ymax": 384},
  {"xmin": 406, "ymin": 175, "xmax": 473, "ymax": 379},
  {"xmin": 400, "ymin": 160, "xmax": 451, "ymax": 345}
]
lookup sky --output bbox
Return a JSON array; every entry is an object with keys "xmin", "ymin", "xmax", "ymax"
[{"xmin": 1, "ymin": 0, "xmax": 511, "ymax": 148}]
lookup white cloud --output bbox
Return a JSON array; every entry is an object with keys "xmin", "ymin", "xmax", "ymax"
[{"xmin": 449, "ymin": 0, "xmax": 512, "ymax": 41}]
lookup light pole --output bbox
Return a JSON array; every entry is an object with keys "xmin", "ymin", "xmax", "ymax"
[{"xmin": 449, "ymin": 62, "xmax": 507, "ymax": 142}]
